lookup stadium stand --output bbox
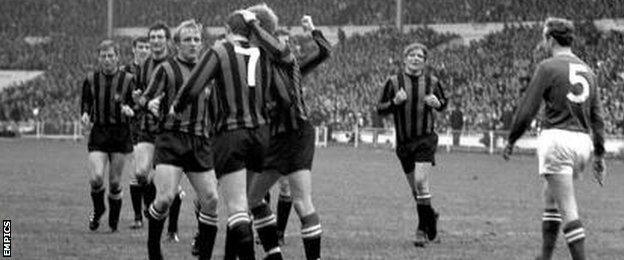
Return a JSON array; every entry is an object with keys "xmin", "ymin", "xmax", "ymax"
[{"xmin": 1, "ymin": 1, "xmax": 624, "ymax": 137}]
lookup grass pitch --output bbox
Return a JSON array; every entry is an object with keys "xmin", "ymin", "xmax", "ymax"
[{"xmin": 1, "ymin": 139, "xmax": 623, "ymax": 259}]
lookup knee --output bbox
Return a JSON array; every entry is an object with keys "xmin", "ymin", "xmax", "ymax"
[
  {"xmin": 279, "ymin": 183, "xmax": 291, "ymax": 196},
  {"xmin": 413, "ymin": 172, "xmax": 427, "ymax": 184},
  {"xmin": 226, "ymin": 198, "xmax": 248, "ymax": 213},
  {"xmin": 157, "ymin": 192, "xmax": 177, "ymax": 209},
  {"xmin": 415, "ymin": 182, "xmax": 428, "ymax": 193},
  {"xmin": 292, "ymin": 194, "xmax": 312, "ymax": 209},
  {"xmin": 413, "ymin": 174, "xmax": 428, "ymax": 191},
  {"xmin": 109, "ymin": 182, "xmax": 122, "ymax": 193},
  {"xmin": 136, "ymin": 162, "xmax": 150, "ymax": 176},
  {"xmin": 292, "ymin": 197, "xmax": 315, "ymax": 216},
  {"xmin": 89, "ymin": 177, "xmax": 104, "ymax": 190},
  {"xmin": 200, "ymin": 190, "xmax": 219, "ymax": 207},
  {"xmin": 92, "ymin": 165, "xmax": 106, "ymax": 178}
]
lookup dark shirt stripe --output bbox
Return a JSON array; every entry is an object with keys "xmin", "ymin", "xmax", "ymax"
[
  {"xmin": 80, "ymin": 70, "xmax": 134, "ymax": 126},
  {"xmin": 377, "ymin": 72, "xmax": 447, "ymax": 144},
  {"xmin": 231, "ymin": 46, "xmax": 248, "ymax": 129}
]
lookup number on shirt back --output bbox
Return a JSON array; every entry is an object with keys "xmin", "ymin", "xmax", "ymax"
[
  {"xmin": 234, "ymin": 46, "xmax": 260, "ymax": 87},
  {"xmin": 567, "ymin": 63, "xmax": 590, "ymax": 103}
]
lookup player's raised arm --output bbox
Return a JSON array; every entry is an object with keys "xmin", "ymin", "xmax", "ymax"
[
  {"xmin": 299, "ymin": 16, "xmax": 331, "ymax": 76},
  {"xmin": 508, "ymin": 64, "xmax": 549, "ymax": 145},
  {"xmin": 300, "ymin": 34, "xmax": 331, "ymax": 76},
  {"xmin": 172, "ymin": 49, "xmax": 218, "ymax": 114},
  {"xmin": 377, "ymin": 77, "xmax": 397, "ymax": 116},
  {"xmin": 244, "ymin": 7, "xmax": 294, "ymax": 64}
]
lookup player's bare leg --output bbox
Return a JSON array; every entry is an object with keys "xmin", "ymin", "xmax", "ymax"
[
  {"xmin": 289, "ymin": 169, "xmax": 321, "ymax": 260},
  {"xmin": 88, "ymin": 152, "xmax": 109, "ymax": 231},
  {"xmin": 276, "ymin": 177, "xmax": 292, "ymax": 245},
  {"xmin": 221, "ymin": 169, "xmax": 255, "ymax": 260},
  {"xmin": 537, "ymin": 180, "xmax": 561, "ymax": 260},
  {"xmin": 136, "ymin": 142, "xmax": 156, "ymax": 209},
  {"xmin": 187, "ymin": 170, "xmax": 219, "ymax": 259},
  {"xmin": 406, "ymin": 162, "xmax": 438, "ymax": 246},
  {"xmin": 146, "ymin": 164, "xmax": 183, "ymax": 260},
  {"xmin": 107, "ymin": 152, "xmax": 127, "ymax": 232},
  {"xmin": 128, "ymin": 147, "xmax": 144, "ymax": 229},
  {"xmin": 545, "ymin": 174, "xmax": 585, "ymax": 260},
  {"xmin": 248, "ymin": 170, "xmax": 284, "ymax": 259}
]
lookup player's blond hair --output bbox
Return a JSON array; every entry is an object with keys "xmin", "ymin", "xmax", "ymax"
[
  {"xmin": 247, "ymin": 3, "xmax": 279, "ymax": 33},
  {"xmin": 173, "ymin": 19, "xmax": 203, "ymax": 43}
]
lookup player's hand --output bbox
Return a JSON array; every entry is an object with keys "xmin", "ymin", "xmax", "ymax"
[
  {"xmin": 121, "ymin": 105, "xmax": 135, "ymax": 117},
  {"xmin": 132, "ymin": 89, "xmax": 143, "ymax": 103},
  {"xmin": 393, "ymin": 89, "xmax": 407, "ymax": 105},
  {"xmin": 148, "ymin": 98, "xmax": 161, "ymax": 117},
  {"xmin": 593, "ymin": 156, "xmax": 606, "ymax": 187},
  {"xmin": 424, "ymin": 94, "xmax": 441, "ymax": 108},
  {"xmin": 502, "ymin": 143, "xmax": 513, "ymax": 161},
  {"xmin": 238, "ymin": 9, "xmax": 257, "ymax": 23},
  {"xmin": 301, "ymin": 15, "xmax": 315, "ymax": 32},
  {"xmin": 81, "ymin": 113, "xmax": 90, "ymax": 125}
]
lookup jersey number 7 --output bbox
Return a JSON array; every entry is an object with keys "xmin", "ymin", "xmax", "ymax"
[
  {"xmin": 234, "ymin": 46, "xmax": 260, "ymax": 87},
  {"xmin": 567, "ymin": 63, "xmax": 590, "ymax": 103}
]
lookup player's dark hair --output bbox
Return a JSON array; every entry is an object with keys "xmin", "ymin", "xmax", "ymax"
[
  {"xmin": 132, "ymin": 36, "xmax": 149, "ymax": 47},
  {"xmin": 148, "ymin": 21, "xmax": 171, "ymax": 39},
  {"xmin": 226, "ymin": 12, "xmax": 251, "ymax": 37},
  {"xmin": 545, "ymin": 18, "xmax": 574, "ymax": 47}
]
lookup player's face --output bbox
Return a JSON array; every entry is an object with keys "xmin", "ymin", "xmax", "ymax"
[
  {"xmin": 177, "ymin": 28, "xmax": 202, "ymax": 61},
  {"xmin": 149, "ymin": 29, "xmax": 168, "ymax": 54},
  {"xmin": 98, "ymin": 47, "xmax": 119, "ymax": 73},
  {"xmin": 133, "ymin": 41, "xmax": 151, "ymax": 63},
  {"xmin": 405, "ymin": 48, "xmax": 426, "ymax": 73}
]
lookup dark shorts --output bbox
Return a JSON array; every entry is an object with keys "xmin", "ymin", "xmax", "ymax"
[
  {"xmin": 88, "ymin": 125, "xmax": 133, "ymax": 154},
  {"xmin": 264, "ymin": 121, "xmax": 315, "ymax": 175},
  {"xmin": 213, "ymin": 126, "xmax": 269, "ymax": 178},
  {"xmin": 153, "ymin": 131, "xmax": 213, "ymax": 173},
  {"xmin": 396, "ymin": 133, "xmax": 438, "ymax": 173},
  {"xmin": 136, "ymin": 129, "xmax": 156, "ymax": 144},
  {"xmin": 130, "ymin": 121, "xmax": 140, "ymax": 145}
]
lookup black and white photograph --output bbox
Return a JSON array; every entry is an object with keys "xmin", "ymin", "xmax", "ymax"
[{"xmin": 1, "ymin": 0, "xmax": 623, "ymax": 259}]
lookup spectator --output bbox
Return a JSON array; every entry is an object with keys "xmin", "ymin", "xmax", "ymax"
[{"xmin": 449, "ymin": 103, "xmax": 464, "ymax": 146}]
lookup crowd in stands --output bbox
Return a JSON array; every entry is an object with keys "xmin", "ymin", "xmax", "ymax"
[
  {"xmin": 4, "ymin": 0, "xmax": 624, "ymax": 36},
  {"xmin": 1, "ymin": 1, "xmax": 624, "ymax": 136}
]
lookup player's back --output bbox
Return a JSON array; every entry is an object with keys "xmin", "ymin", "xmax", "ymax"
[{"xmin": 538, "ymin": 53, "xmax": 598, "ymax": 133}]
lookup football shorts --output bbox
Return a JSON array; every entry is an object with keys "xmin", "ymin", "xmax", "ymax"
[
  {"xmin": 537, "ymin": 129, "xmax": 592, "ymax": 177},
  {"xmin": 396, "ymin": 133, "xmax": 438, "ymax": 173},
  {"xmin": 88, "ymin": 124, "xmax": 133, "ymax": 154},
  {"xmin": 153, "ymin": 130, "xmax": 213, "ymax": 173},
  {"xmin": 264, "ymin": 121, "xmax": 315, "ymax": 175},
  {"xmin": 213, "ymin": 126, "xmax": 269, "ymax": 178}
]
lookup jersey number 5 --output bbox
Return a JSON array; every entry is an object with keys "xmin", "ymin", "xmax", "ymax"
[
  {"xmin": 567, "ymin": 63, "xmax": 590, "ymax": 103},
  {"xmin": 234, "ymin": 46, "xmax": 260, "ymax": 87}
]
